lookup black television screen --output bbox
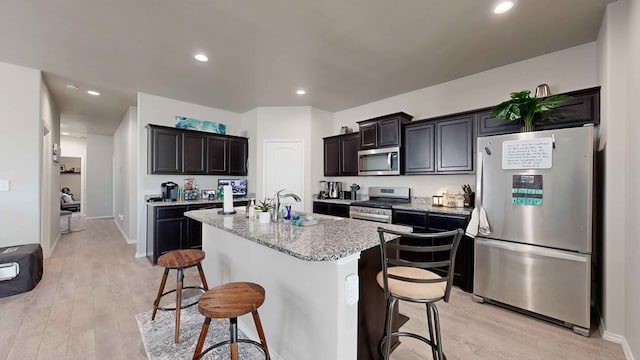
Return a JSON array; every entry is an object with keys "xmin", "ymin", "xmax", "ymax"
[{"xmin": 217, "ymin": 179, "xmax": 248, "ymax": 197}]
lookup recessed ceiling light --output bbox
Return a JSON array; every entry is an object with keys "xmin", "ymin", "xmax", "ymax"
[
  {"xmin": 61, "ymin": 132, "xmax": 70, "ymax": 135},
  {"xmin": 66, "ymin": 84, "xmax": 79, "ymax": 90},
  {"xmin": 194, "ymin": 54, "xmax": 209, "ymax": 62},
  {"xmin": 87, "ymin": 90, "xmax": 100, "ymax": 96},
  {"xmin": 493, "ymin": 1, "xmax": 516, "ymax": 14},
  {"xmin": 296, "ymin": 89, "xmax": 306, "ymax": 95}
]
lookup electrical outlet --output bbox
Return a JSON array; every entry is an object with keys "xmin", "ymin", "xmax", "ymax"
[{"xmin": 344, "ymin": 274, "xmax": 359, "ymax": 305}]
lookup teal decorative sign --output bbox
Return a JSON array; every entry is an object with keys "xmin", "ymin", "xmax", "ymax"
[{"xmin": 175, "ymin": 116, "xmax": 226, "ymax": 134}]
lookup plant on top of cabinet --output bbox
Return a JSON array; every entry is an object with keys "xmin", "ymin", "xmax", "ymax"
[{"xmin": 492, "ymin": 90, "xmax": 570, "ymax": 132}]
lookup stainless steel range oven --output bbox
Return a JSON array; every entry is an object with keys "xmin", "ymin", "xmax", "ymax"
[{"xmin": 349, "ymin": 187, "xmax": 410, "ymax": 223}]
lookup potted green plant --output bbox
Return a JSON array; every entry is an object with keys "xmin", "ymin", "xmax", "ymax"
[
  {"xmin": 254, "ymin": 199, "xmax": 273, "ymax": 223},
  {"xmin": 492, "ymin": 90, "xmax": 571, "ymax": 132}
]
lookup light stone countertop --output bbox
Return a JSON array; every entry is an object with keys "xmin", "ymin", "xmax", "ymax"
[
  {"xmin": 312, "ymin": 198, "xmax": 356, "ymax": 205},
  {"xmin": 146, "ymin": 197, "xmax": 252, "ymax": 207},
  {"xmin": 185, "ymin": 209, "xmax": 411, "ymax": 262},
  {"xmin": 393, "ymin": 203, "xmax": 472, "ymax": 216}
]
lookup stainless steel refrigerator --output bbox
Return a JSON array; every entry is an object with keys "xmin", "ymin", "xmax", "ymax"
[{"xmin": 473, "ymin": 125, "xmax": 594, "ymax": 336}]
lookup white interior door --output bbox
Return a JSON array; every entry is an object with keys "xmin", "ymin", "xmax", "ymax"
[{"xmin": 263, "ymin": 140, "xmax": 304, "ymax": 212}]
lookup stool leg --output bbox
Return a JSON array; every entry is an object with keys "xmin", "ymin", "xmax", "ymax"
[
  {"xmin": 197, "ymin": 263, "xmax": 209, "ymax": 291},
  {"xmin": 151, "ymin": 268, "xmax": 169, "ymax": 320},
  {"xmin": 192, "ymin": 317, "xmax": 211, "ymax": 360},
  {"xmin": 230, "ymin": 317, "xmax": 239, "ymax": 360},
  {"xmin": 174, "ymin": 268, "xmax": 184, "ymax": 343},
  {"xmin": 383, "ymin": 297, "xmax": 397, "ymax": 360},
  {"xmin": 426, "ymin": 303, "xmax": 437, "ymax": 360},
  {"xmin": 431, "ymin": 303, "xmax": 444, "ymax": 360},
  {"xmin": 252, "ymin": 310, "xmax": 270, "ymax": 359}
]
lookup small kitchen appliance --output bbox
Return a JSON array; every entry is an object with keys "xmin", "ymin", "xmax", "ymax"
[
  {"xmin": 317, "ymin": 181, "xmax": 328, "ymax": 199},
  {"xmin": 326, "ymin": 181, "xmax": 342, "ymax": 199},
  {"xmin": 161, "ymin": 181, "xmax": 179, "ymax": 201}
]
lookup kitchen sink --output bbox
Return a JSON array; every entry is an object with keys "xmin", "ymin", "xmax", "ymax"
[{"xmin": 290, "ymin": 212, "xmax": 343, "ymax": 226}]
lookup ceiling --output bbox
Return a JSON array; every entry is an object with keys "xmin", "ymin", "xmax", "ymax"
[{"xmin": 0, "ymin": 0, "xmax": 614, "ymax": 136}]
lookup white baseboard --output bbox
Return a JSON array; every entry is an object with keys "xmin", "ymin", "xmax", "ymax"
[
  {"xmin": 86, "ymin": 215, "xmax": 114, "ymax": 219},
  {"xmin": 48, "ymin": 234, "xmax": 61, "ymax": 256},
  {"xmin": 600, "ymin": 316, "xmax": 635, "ymax": 360},
  {"xmin": 113, "ymin": 219, "xmax": 137, "ymax": 245},
  {"xmin": 135, "ymin": 251, "xmax": 146, "ymax": 258}
]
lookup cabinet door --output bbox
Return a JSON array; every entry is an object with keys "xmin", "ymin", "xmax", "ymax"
[
  {"xmin": 436, "ymin": 115, "xmax": 474, "ymax": 173},
  {"xmin": 313, "ymin": 201, "xmax": 330, "ymax": 215},
  {"xmin": 404, "ymin": 122, "xmax": 435, "ymax": 174},
  {"xmin": 156, "ymin": 217, "xmax": 188, "ymax": 255},
  {"xmin": 340, "ymin": 133, "xmax": 360, "ymax": 176},
  {"xmin": 228, "ymin": 137, "xmax": 248, "ymax": 175},
  {"xmin": 149, "ymin": 128, "xmax": 182, "ymax": 174},
  {"xmin": 477, "ymin": 110, "xmax": 522, "ymax": 137},
  {"xmin": 324, "ymin": 137, "xmax": 341, "ymax": 176},
  {"xmin": 328, "ymin": 204, "xmax": 350, "ymax": 218},
  {"xmin": 378, "ymin": 117, "xmax": 401, "ymax": 148},
  {"xmin": 206, "ymin": 135, "xmax": 228, "ymax": 174},
  {"xmin": 428, "ymin": 213, "xmax": 473, "ymax": 293},
  {"xmin": 538, "ymin": 90, "xmax": 600, "ymax": 129},
  {"xmin": 182, "ymin": 132, "xmax": 206, "ymax": 174},
  {"xmin": 359, "ymin": 122, "xmax": 378, "ymax": 149}
]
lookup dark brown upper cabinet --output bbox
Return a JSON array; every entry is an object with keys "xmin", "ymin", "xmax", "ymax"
[
  {"xmin": 436, "ymin": 115, "xmax": 474, "ymax": 173},
  {"xmin": 477, "ymin": 87, "xmax": 600, "ymax": 137},
  {"xmin": 228, "ymin": 137, "xmax": 248, "ymax": 175},
  {"xmin": 148, "ymin": 126, "xmax": 182, "ymax": 174},
  {"xmin": 404, "ymin": 122, "xmax": 435, "ymax": 174},
  {"xmin": 206, "ymin": 135, "xmax": 228, "ymax": 174},
  {"xmin": 404, "ymin": 114, "xmax": 474, "ymax": 175},
  {"xmin": 147, "ymin": 124, "xmax": 248, "ymax": 176},
  {"xmin": 183, "ymin": 132, "xmax": 206, "ymax": 174},
  {"xmin": 357, "ymin": 112, "xmax": 412, "ymax": 149},
  {"xmin": 323, "ymin": 133, "xmax": 360, "ymax": 176}
]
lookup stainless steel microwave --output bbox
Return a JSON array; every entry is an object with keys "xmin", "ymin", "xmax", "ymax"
[{"xmin": 358, "ymin": 147, "xmax": 401, "ymax": 175}]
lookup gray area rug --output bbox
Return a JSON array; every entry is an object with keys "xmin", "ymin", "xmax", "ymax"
[{"xmin": 135, "ymin": 297, "xmax": 265, "ymax": 360}]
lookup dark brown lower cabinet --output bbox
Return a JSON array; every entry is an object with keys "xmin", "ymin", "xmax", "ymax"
[
  {"xmin": 146, "ymin": 201, "xmax": 248, "ymax": 264},
  {"xmin": 312, "ymin": 201, "xmax": 350, "ymax": 218},
  {"xmin": 358, "ymin": 245, "xmax": 401, "ymax": 359},
  {"xmin": 393, "ymin": 209, "xmax": 474, "ymax": 293}
]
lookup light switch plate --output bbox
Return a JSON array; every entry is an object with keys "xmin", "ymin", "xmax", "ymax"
[{"xmin": 0, "ymin": 180, "xmax": 9, "ymax": 192}]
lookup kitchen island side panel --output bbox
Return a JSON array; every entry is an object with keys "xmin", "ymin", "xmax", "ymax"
[{"xmin": 201, "ymin": 224, "xmax": 359, "ymax": 360}]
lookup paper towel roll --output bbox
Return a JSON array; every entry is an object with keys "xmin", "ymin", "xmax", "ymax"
[{"xmin": 223, "ymin": 185, "xmax": 233, "ymax": 213}]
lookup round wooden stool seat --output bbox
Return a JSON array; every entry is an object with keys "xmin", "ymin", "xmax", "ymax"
[
  {"xmin": 193, "ymin": 282, "xmax": 270, "ymax": 360},
  {"xmin": 158, "ymin": 249, "xmax": 205, "ymax": 268},
  {"xmin": 198, "ymin": 282, "xmax": 265, "ymax": 319},
  {"xmin": 152, "ymin": 249, "xmax": 208, "ymax": 344}
]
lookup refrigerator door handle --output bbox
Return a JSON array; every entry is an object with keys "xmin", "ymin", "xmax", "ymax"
[
  {"xmin": 477, "ymin": 238, "xmax": 587, "ymax": 262},
  {"xmin": 476, "ymin": 145, "xmax": 484, "ymax": 208}
]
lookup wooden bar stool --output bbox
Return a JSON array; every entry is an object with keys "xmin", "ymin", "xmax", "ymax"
[
  {"xmin": 192, "ymin": 282, "xmax": 270, "ymax": 360},
  {"xmin": 151, "ymin": 249, "xmax": 209, "ymax": 343}
]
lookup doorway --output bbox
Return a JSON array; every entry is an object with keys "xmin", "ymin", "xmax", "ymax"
[{"xmin": 60, "ymin": 156, "xmax": 82, "ymax": 212}]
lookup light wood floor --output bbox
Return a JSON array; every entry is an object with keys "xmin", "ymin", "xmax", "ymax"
[{"xmin": 0, "ymin": 217, "xmax": 626, "ymax": 360}]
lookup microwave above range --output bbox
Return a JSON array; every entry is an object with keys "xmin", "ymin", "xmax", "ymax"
[{"xmin": 358, "ymin": 147, "xmax": 401, "ymax": 176}]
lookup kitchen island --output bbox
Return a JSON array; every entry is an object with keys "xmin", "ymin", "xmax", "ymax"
[{"xmin": 185, "ymin": 209, "xmax": 410, "ymax": 360}]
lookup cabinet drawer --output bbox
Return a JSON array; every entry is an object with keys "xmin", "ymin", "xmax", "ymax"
[
  {"xmin": 428, "ymin": 213, "xmax": 467, "ymax": 231},
  {"xmin": 393, "ymin": 210, "xmax": 428, "ymax": 229},
  {"xmin": 156, "ymin": 206, "xmax": 187, "ymax": 219}
]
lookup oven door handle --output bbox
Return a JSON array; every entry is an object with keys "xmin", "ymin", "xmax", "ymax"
[{"xmin": 350, "ymin": 213, "xmax": 391, "ymax": 223}]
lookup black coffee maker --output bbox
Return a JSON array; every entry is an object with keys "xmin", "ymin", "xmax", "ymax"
[{"xmin": 161, "ymin": 181, "xmax": 179, "ymax": 201}]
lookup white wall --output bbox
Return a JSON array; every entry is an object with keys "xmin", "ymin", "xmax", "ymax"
[
  {"xmin": 86, "ymin": 134, "xmax": 114, "ymax": 218},
  {"xmin": 625, "ymin": 0, "xmax": 640, "ymax": 356},
  {"xmin": 40, "ymin": 76, "xmax": 60, "ymax": 257},
  {"xmin": 136, "ymin": 93, "xmax": 243, "ymax": 256},
  {"xmin": 0, "ymin": 62, "xmax": 42, "ymax": 248},
  {"xmin": 598, "ymin": 0, "xmax": 640, "ymax": 358},
  {"xmin": 331, "ymin": 43, "xmax": 599, "ymax": 197},
  {"xmin": 113, "ymin": 106, "xmax": 137, "ymax": 243},
  {"xmin": 61, "ymin": 136, "xmax": 87, "ymax": 215}
]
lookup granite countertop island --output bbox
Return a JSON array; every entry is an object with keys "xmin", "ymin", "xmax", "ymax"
[
  {"xmin": 186, "ymin": 208, "xmax": 411, "ymax": 360},
  {"xmin": 185, "ymin": 209, "xmax": 409, "ymax": 261},
  {"xmin": 146, "ymin": 196, "xmax": 252, "ymax": 207}
]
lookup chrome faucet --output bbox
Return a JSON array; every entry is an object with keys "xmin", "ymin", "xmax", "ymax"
[{"xmin": 273, "ymin": 189, "xmax": 302, "ymax": 221}]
